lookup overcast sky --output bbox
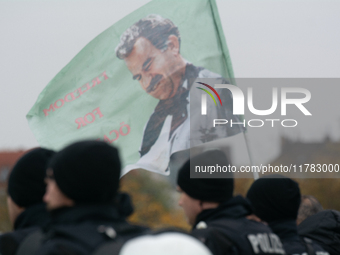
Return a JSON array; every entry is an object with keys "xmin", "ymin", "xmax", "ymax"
[{"xmin": 1, "ymin": 0, "xmax": 339, "ymax": 163}]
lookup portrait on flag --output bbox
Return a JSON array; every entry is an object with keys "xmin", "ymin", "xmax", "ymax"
[
  {"xmin": 115, "ymin": 15, "xmax": 243, "ymax": 171},
  {"xmin": 26, "ymin": 0, "xmax": 246, "ymax": 176}
]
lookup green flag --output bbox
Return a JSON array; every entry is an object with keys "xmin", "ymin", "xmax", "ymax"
[{"xmin": 27, "ymin": 0, "xmax": 239, "ymax": 176}]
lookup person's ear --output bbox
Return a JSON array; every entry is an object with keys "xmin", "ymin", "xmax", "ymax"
[
  {"xmin": 7, "ymin": 196, "xmax": 25, "ymax": 226},
  {"xmin": 166, "ymin": 35, "xmax": 180, "ymax": 55}
]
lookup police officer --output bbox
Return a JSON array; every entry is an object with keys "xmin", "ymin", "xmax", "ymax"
[
  {"xmin": 21, "ymin": 141, "xmax": 147, "ymax": 255},
  {"xmin": 176, "ymin": 150, "xmax": 286, "ymax": 255},
  {"xmin": 298, "ymin": 209, "xmax": 340, "ymax": 255},
  {"xmin": 0, "ymin": 148, "xmax": 55, "ymax": 255},
  {"xmin": 246, "ymin": 175, "xmax": 329, "ymax": 255}
]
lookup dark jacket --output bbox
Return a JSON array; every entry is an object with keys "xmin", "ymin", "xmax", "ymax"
[
  {"xmin": 298, "ymin": 210, "xmax": 340, "ymax": 255},
  {"xmin": 0, "ymin": 203, "xmax": 50, "ymax": 255},
  {"xmin": 269, "ymin": 219, "xmax": 329, "ymax": 255},
  {"xmin": 191, "ymin": 196, "xmax": 286, "ymax": 255},
  {"xmin": 35, "ymin": 204, "xmax": 147, "ymax": 255}
]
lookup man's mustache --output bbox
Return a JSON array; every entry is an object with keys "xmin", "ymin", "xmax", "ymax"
[{"xmin": 146, "ymin": 75, "xmax": 163, "ymax": 93}]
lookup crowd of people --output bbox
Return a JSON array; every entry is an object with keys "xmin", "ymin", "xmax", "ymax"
[{"xmin": 0, "ymin": 140, "xmax": 339, "ymax": 255}]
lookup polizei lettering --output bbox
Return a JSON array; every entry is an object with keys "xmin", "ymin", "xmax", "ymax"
[
  {"xmin": 43, "ymin": 71, "xmax": 108, "ymax": 116},
  {"xmin": 247, "ymin": 233, "xmax": 285, "ymax": 254}
]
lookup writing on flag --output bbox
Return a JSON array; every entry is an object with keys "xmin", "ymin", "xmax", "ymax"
[{"xmin": 43, "ymin": 72, "xmax": 108, "ymax": 117}]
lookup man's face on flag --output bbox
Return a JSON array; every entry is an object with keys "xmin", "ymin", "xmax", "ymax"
[{"xmin": 124, "ymin": 36, "xmax": 183, "ymax": 100}]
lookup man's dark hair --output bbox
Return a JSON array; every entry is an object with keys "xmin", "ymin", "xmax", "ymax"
[
  {"xmin": 297, "ymin": 195, "xmax": 323, "ymax": 225},
  {"xmin": 115, "ymin": 14, "xmax": 181, "ymax": 59}
]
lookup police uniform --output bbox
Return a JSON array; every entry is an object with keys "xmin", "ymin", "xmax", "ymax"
[
  {"xmin": 191, "ymin": 196, "xmax": 286, "ymax": 255},
  {"xmin": 0, "ymin": 148, "xmax": 55, "ymax": 255},
  {"xmin": 176, "ymin": 151, "xmax": 284, "ymax": 255},
  {"xmin": 14, "ymin": 141, "xmax": 147, "ymax": 255},
  {"xmin": 33, "ymin": 204, "xmax": 147, "ymax": 255},
  {"xmin": 298, "ymin": 210, "xmax": 340, "ymax": 255},
  {"xmin": 270, "ymin": 220, "xmax": 329, "ymax": 255},
  {"xmin": 246, "ymin": 175, "xmax": 329, "ymax": 255},
  {"xmin": 0, "ymin": 203, "xmax": 50, "ymax": 255}
]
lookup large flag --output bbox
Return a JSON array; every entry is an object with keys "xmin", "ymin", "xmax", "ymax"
[{"xmin": 27, "ymin": 0, "xmax": 241, "ymax": 176}]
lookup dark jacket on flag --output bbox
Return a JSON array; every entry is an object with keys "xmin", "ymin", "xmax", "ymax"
[
  {"xmin": 138, "ymin": 63, "xmax": 244, "ymax": 173},
  {"xmin": 140, "ymin": 63, "xmax": 242, "ymax": 157},
  {"xmin": 191, "ymin": 196, "xmax": 286, "ymax": 255}
]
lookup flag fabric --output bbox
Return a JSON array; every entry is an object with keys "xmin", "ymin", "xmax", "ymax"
[{"xmin": 27, "ymin": 0, "xmax": 237, "ymax": 176}]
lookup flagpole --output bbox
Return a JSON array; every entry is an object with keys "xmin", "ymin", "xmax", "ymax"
[{"xmin": 243, "ymin": 131, "xmax": 259, "ymax": 180}]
